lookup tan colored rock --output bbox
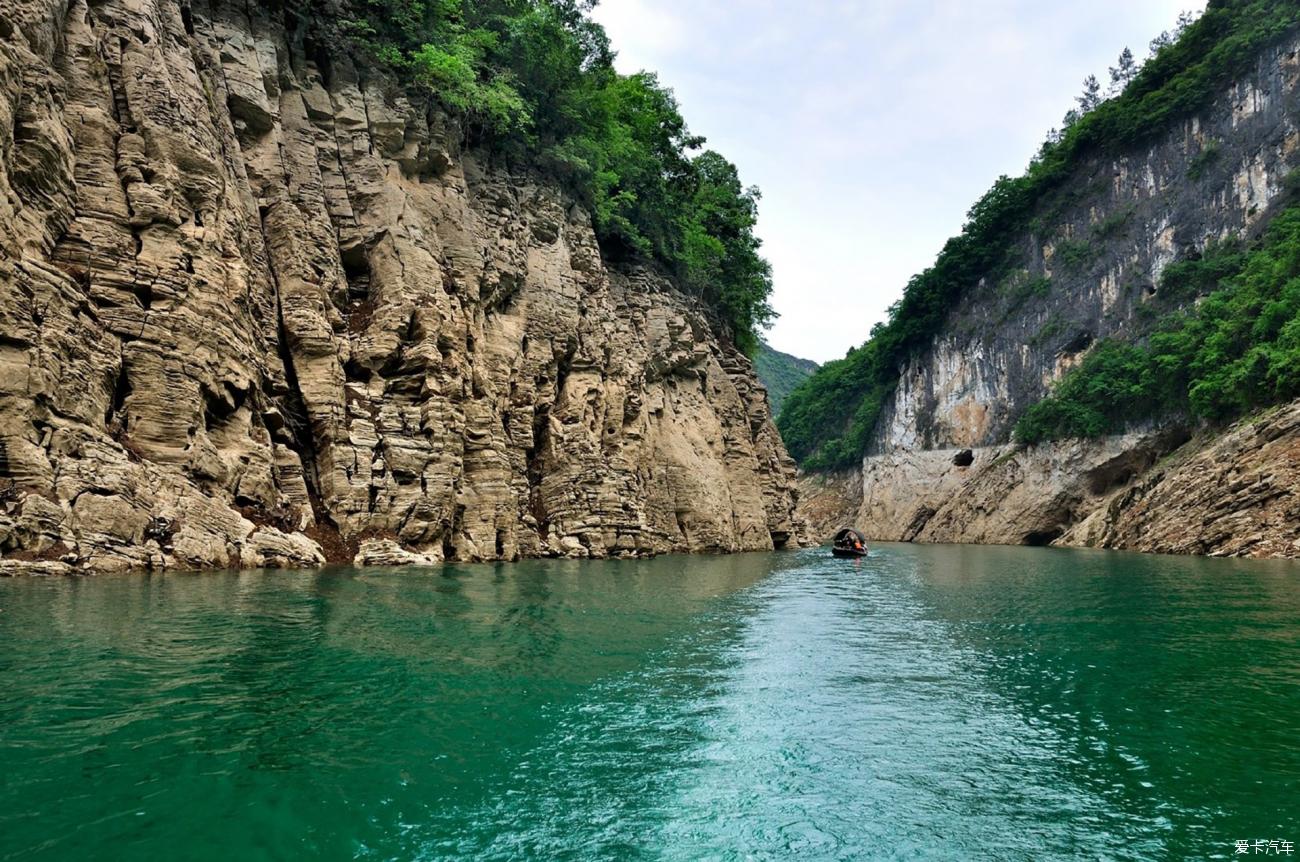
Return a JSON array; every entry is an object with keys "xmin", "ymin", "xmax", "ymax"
[
  {"xmin": 0, "ymin": 0, "xmax": 807, "ymax": 573},
  {"xmin": 1060, "ymin": 404, "xmax": 1300, "ymax": 558},
  {"xmin": 827, "ymin": 432, "xmax": 1164, "ymax": 547},
  {"xmin": 354, "ymin": 539, "xmax": 440, "ymax": 567},
  {"xmin": 796, "ymin": 470, "xmax": 863, "ymax": 543},
  {"xmin": 815, "ymin": 406, "xmax": 1300, "ymax": 558},
  {"xmin": 0, "ymin": 560, "xmax": 74, "ymax": 577}
]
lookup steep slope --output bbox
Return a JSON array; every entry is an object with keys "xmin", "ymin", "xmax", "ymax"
[
  {"xmin": 753, "ymin": 341, "xmax": 817, "ymax": 418},
  {"xmin": 0, "ymin": 0, "xmax": 806, "ymax": 572},
  {"xmin": 788, "ymin": 6, "xmax": 1300, "ymax": 558}
]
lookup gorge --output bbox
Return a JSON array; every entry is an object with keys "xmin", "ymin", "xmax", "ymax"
[
  {"xmin": 3, "ymin": 7, "xmax": 1299, "ymax": 858},
  {"xmin": 5, "ymin": 0, "xmax": 1300, "ymax": 572}
]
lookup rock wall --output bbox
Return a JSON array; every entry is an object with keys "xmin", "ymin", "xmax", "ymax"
[
  {"xmin": 0, "ymin": 0, "xmax": 806, "ymax": 572},
  {"xmin": 808, "ymin": 402, "xmax": 1300, "ymax": 559},
  {"xmin": 805, "ymin": 31, "xmax": 1300, "ymax": 558},
  {"xmin": 875, "ymin": 34, "xmax": 1300, "ymax": 454}
]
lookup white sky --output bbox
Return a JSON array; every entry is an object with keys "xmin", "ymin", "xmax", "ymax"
[{"xmin": 592, "ymin": 0, "xmax": 1207, "ymax": 363}]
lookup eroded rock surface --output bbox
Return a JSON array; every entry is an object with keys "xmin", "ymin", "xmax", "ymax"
[
  {"xmin": 0, "ymin": 0, "xmax": 806, "ymax": 572},
  {"xmin": 1062, "ymin": 404, "xmax": 1300, "ymax": 558},
  {"xmin": 812, "ymin": 403, "xmax": 1300, "ymax": 559}
]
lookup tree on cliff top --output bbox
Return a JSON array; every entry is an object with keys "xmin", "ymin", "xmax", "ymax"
[
  {"xmin": 303, "ymin": 0, "xmax": 775, "ymax": 354},
  {"xmin": 1108, "ymin": 48, "xmax": 1137, "ymax": 96},
  {"xmin": 1077, "ymin": 74, "xmax": 1103, "ymax": 112}
]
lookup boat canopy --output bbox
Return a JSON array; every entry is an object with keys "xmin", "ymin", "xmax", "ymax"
[{"xmin": 833, "ymin": 527, "xmax": 866, "ymax": 546}]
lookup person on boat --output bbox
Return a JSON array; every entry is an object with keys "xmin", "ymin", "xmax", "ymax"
[{"xmin": 832, "ymin": 527, "xmax": 866, "ymax": 556}]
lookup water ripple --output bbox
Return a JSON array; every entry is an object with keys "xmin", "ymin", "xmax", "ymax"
[{"xmin": 1, "ymin": 546, "xmax": 1298, "ymax": 860}]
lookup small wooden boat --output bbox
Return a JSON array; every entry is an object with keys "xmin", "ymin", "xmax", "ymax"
[{"xmin": 831, "ymin": 527, "xmax": 868, "ymax": 558}]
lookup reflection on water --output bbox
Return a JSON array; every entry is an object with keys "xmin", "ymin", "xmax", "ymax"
[{"xmin": 1, "ymin": 546, "xmax": 1297, "ymax": 860}]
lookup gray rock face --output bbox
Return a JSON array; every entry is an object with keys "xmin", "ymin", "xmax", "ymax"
[
  {"xmin": 0, "ymin": 0, "xmax": 806, "ymax": 572},
  {"xmin": 808, "ymin": 33, "xmax": 1300, "ymax": 558},
  {"xmin": 874, "ymin": 35, "xmax": 1300, "ymax": 453}
]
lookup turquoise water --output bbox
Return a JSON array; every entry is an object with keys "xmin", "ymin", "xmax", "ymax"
[{"xmin": 1, "ymin": 544, "xmax": 1298, "ymax": 860}]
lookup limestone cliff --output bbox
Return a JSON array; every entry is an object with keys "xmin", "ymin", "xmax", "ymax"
[
  {"xmin": 802, "ymin": 28, "xmax": 1300, "ymax": 558},
  {"xmin": 0, "ymin": 0, "xmax": 806, "ymax": 572}
]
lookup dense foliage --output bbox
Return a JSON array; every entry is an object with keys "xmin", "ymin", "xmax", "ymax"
[
  {"xmin": 778, "ymin": 0, "xmax": 1300, "ymax": 469},
  {"xmin": 1015, "ymin": 205, "xmax": 1300, "ymax": 442},
  {"xmin": 297, "ymin": 0, "xmax": 774, "ymax": 352},
  {"xmin": 753, "ymin": 342, "xmax": 819, "ymax": 419}
]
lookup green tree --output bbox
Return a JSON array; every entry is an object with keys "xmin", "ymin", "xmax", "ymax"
[
  {"xmin": 293, "ymin": 0, "xmax": 775, "ymax": 353},
  {"xmin": 1108, "ymin": 47, "xmax": 1138, "ymax": 95},
  {"xmin": 1016, "ymin": 205, "xmax": 1300, "ymax": 443},
  {"xmin": 1077, "ymin": 74, "xmax": 1103, "ymax": 112}
]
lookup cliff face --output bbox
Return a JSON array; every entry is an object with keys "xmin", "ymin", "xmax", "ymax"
[
  {"xmin": 808, "ymin": 31, "xmax": 1300, "ymax": 558},
  {"xmin": 0, "ymin": 0, "xmax": 806, "ymax": 572}
]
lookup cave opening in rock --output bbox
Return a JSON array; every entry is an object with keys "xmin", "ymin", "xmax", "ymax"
[
  {"xmin": 302, "ymin": 31, "xmax": 333, "ymax": 88},
  {"xmin": 132, "ymin": 281, "xmax": 152, "ymax": 310},
  {"xmin": 343, "ymin": 358, "xmax": 372, "ymax": 383},
  {"xmin": 1023, "ymin": 528, "xmax": 1063, "ymax": 547},
  {"xmin": 1061, "ymin": 329, "xmax": 1094, "ymax": 355},
  {"xmin": 340, "ymin": 246, "xmax": 371, "ymax": 303},
  {"xmin": 202, "ymin": 384, "xmax": 246, "ymax": 434},
  {"xmin": 107, "ymin": 364, "xmax": 132, "ymax": 427}
]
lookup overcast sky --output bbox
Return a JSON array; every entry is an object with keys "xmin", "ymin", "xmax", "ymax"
[{"xmin": 591, "ymin": 0, "xmax": 1207, "ymax": 363}]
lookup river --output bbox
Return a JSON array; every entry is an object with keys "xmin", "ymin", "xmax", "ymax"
[{"xmin": 1, "ymin": 544, "xmax": 1297, "ymax": 860}]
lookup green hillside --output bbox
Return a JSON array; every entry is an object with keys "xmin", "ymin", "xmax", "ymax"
[
  {"xmin": 754, "ymin": 342, "xmax": 818, "ymax": 418},
  {"xmin": 1015, "ymin": 200, "xmax": 1300, "ymax": 443},
  {"xmin": 778, "ymin": 0, "xmax": 1300, "ymax": 470}
]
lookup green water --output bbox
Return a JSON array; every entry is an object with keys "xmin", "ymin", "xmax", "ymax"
[{"xmin": 1, "ymin": 545, "xmax": 1298, "ymax": 861}]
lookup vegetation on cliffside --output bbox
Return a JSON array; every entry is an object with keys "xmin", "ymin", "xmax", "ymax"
[
  {"xmin": 778, "ymin": 0, "xmax": 1300, "ymax": 469},
  {"xmin": 1015, "ymin": 202, "xmax": 1300, "ymax": 443},
  {"xmin": 294, "ymin": 0, "xmax": 773, "ymax": 352},
  {"xmin": 754, "ymin": 343, "xmax": 818, "ymax": 419}
]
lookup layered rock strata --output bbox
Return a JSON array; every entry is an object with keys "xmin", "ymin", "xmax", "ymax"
[
  {"xmin": 0, "ymin": 0, "xmax": 806, "ymax": 572},
  {"xmin": 805, "ymin": 402, "xmax": 1300, "ymax": 559}
]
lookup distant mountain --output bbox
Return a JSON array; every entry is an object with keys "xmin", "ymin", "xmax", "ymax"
[{"xmin": 755, "ymin": 342, "xmax": 819, "ymax": 418}]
